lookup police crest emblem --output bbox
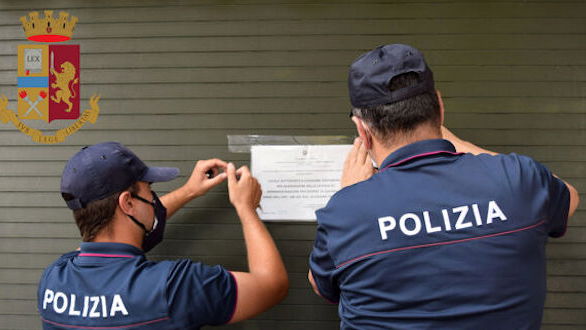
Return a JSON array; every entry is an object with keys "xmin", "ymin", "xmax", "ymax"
[{"xmin": 0, "ymin": 10, "xmax": 100, "ymax": 144}]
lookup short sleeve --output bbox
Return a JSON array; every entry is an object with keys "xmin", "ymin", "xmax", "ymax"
[
  {"xmin": 528, "ymin": 158, "xmax": 570, "ymax": 237},
  {"xmin": 309, "ymin": 209, "xmax": 340, "ymax": 303},
  {"xmin": 166, "ymin": 260, "xmax": 236, "ymax": 326},
  {"xmin": 507, "ymin": 154, "xmax": 571, "ymax": 238}
]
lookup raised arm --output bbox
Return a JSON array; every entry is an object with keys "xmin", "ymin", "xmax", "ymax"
[
  {"xmin": 442, "ymin": 126, "xmax": 579, "ymax": 217},
  {"xmin": 226, "ymin": 163, "xmax": 289, "ymax": 323}
]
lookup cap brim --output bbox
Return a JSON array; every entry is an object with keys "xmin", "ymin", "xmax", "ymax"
[{"xmin": 141, "ymin": 166, "xmax": 179, "ymax": 183}]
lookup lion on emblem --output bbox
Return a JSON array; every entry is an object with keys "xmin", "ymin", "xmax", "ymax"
[{"xmin": 50, "ymin": 61, "xmax": 78, "ymax": 112}]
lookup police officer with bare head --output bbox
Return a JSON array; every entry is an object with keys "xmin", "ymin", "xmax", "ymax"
[
  {"xmin": 38, "ymin": 142, "xmax": 288, "ymax": 329},
  {"xmin": 308, "ymin": 44, "xmax": 580, "ymax": 329}
]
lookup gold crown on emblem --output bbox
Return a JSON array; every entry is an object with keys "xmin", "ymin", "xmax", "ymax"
[{"xmin": 20, "ymin": 10, "xmax": 78, "ymax": 42}]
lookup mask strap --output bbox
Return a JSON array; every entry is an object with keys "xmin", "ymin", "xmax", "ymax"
[
  {"xmin": 127, "ymin": 214, "xmax": 148, "ymax": 234},
  {"xmin": 127, "ymin": 192, "xmax": 157, "ymax": 234},
  {"xmin": 131, "ymin": 193, "xmax": 155, "ymax": 207}
]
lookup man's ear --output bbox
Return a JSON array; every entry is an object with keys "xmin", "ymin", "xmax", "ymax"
[
  {"xmin": 436, "ymin": 90, "xmax": 445, "ymax": 126},
  {"xmin": 118, "ymin": 191, "xmax": 134, "ymax": 215},
  {"xmin": 351, "ymin": 116, "xmax": 372, "ymax": 149}
]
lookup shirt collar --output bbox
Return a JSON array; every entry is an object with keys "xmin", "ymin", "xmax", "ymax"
[
  {"xmin": 379, "ymin": 139, "xmax": 460, "ymax": 169},
  {"xmin": 78, "ymin": 242, "xmax": 144, "ymax": 258}
]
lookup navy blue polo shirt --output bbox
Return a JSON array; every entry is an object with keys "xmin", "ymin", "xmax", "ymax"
[
  {"xmin": 310, "ymin": 139, "xmax": 570, "ymax": 329},
  {"xmin": 38, "ymin": 242, "xmax": 236, "ymax": 329}
]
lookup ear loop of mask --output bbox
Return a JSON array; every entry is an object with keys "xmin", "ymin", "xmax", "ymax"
[
  {"xmin": 127, "ymin": 193, "xmax": 157, "ymax": 234},
  {"xmin": 127, "ymin": 214, "xmax": 149, "ymax": 233}
]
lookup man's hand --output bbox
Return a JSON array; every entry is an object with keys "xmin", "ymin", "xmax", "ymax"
[
  {"xmin": 227, "ymin": 163, "xmax": 262, "ymax": 212},
  {"xmin": 184, "ymin": 159, "xmax": 228, "ymax": 198},
  {"xmin": 160, "ymin": 159, "xmax": 228, "ymax": 219},
  {"xmin": 341, "ymin": 137, "xmax": 376, "ymax": 188}
]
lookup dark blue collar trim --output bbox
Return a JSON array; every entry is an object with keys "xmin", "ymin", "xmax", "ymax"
[{"xmin": 78, "ymin": 242, "xmax": 144, "ymax": 258}]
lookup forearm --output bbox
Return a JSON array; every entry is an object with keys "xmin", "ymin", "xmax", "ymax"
[
  {"xmin": 227, "ymin": 206, "xmax": 288, "ymax": 323},
  {"xmin": 236, "ymin": 207, "xmax": 287, "ymax": 286},
  {"xmin": 160, "ymin": 185, "xmax": 197, "ymax": 219},
  {"xmin": 442, "ymin": 127, "xmax": 579, "ymax": 217},
  {"xmin": 559, "ymin": 178, "xmax": 580, "ymax": 218}
]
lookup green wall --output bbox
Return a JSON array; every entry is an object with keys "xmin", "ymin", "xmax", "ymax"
[{"xmin": 0, "ymin": 1, "xmax": 584, "ymax": 329}]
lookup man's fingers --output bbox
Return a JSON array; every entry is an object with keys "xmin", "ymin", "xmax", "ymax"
[
  {"xmin": 237, "ymin": 166, "xmax": 251, "ymax": 178},
  {"xmin": 227, "ymin": 162, "xmax": 237, "ymax": 186},
  {"xmin": 349, "ymin": 137, "xmax": 360, "ymax": 160},
  {"xmin": 257, "ymin": 184, "xmax": 263, "ymax": 202},
  {"xmin": 356, "ymin": 138, "xmax": 368, "ymax": 165},
  {"xmin": 209, "ymin": 158, "xmax": 228, "ymax": 168},
  {"xmin": 199, "ymin": 158, "xmax": 228, "ymax": 172},
  {"xmin": 208, "ymin": 172, "xmax": 227, "ymax": 186},
  {"xmin": 364, "ymin": 148, "xmax": 373, "ymax": 166},
  {"xmin": 344, "ymin": 138, "xmax": 360, "ymax": 168}
]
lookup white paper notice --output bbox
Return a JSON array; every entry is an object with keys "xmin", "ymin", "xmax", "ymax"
[{"xmin": 251, "ymin": 145, "xmax": 352, "ymax": 221}]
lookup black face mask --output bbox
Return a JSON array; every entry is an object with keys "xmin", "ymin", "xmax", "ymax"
[{"xmin": 127, "ymin": 191, "xmax": 167, "ymax": 253}]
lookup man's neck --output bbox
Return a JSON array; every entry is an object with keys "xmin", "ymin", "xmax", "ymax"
[
  {"xmin": 372, "ymin": 125, "xmax": 442, "ymax": 167},
  {"xmin": 91, "ymin": 214, "xmax": 144, "ymax": 250}
]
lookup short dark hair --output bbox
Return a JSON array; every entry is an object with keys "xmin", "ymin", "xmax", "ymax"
[
  {"xmin": 351, "ymin": 72, "xmax": 440, "ymax": 144},
  {"xmin": 63, "ymin": 182, "xmax": 139, "ymax": 241}
]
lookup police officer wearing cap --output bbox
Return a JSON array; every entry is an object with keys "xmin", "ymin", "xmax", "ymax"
[
  {"xmin": 38, "ymin": 142, "xmax": 288, "ymax": 329},
  {"xmin": 307, "ymin": 44, "xmax": 580, "ymax": 329}
]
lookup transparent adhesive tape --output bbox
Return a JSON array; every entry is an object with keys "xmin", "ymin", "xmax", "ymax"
[{"xmin": 227, "ymin": 135, "xmax": 354, "ymax": 153}]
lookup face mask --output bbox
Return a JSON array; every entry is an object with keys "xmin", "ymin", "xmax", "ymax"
[{"xmin": 127, "ymin": 191, "xmax": 167, "ymax": 253}]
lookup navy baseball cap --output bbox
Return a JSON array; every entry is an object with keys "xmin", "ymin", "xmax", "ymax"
[
  {"xmin": 60, "ymin": 142, "xmax": 179, "ymax": 210},
  {"xmin": 348, "ymin": 44, "xmax": 435, "ymax": 109}
]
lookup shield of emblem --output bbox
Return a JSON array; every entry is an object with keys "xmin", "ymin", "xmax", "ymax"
[{"xmin": 17, "ymin": 44, "xmax": 80, "ymax": 123}]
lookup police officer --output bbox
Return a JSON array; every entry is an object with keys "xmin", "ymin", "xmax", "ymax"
[
  {"xmin": 38, "ymin": 142, "xmax": 288, "ymax": 329},
  {"xmin": 308, "ymin": 44, "xmax": 580, "ymax": 329}
]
